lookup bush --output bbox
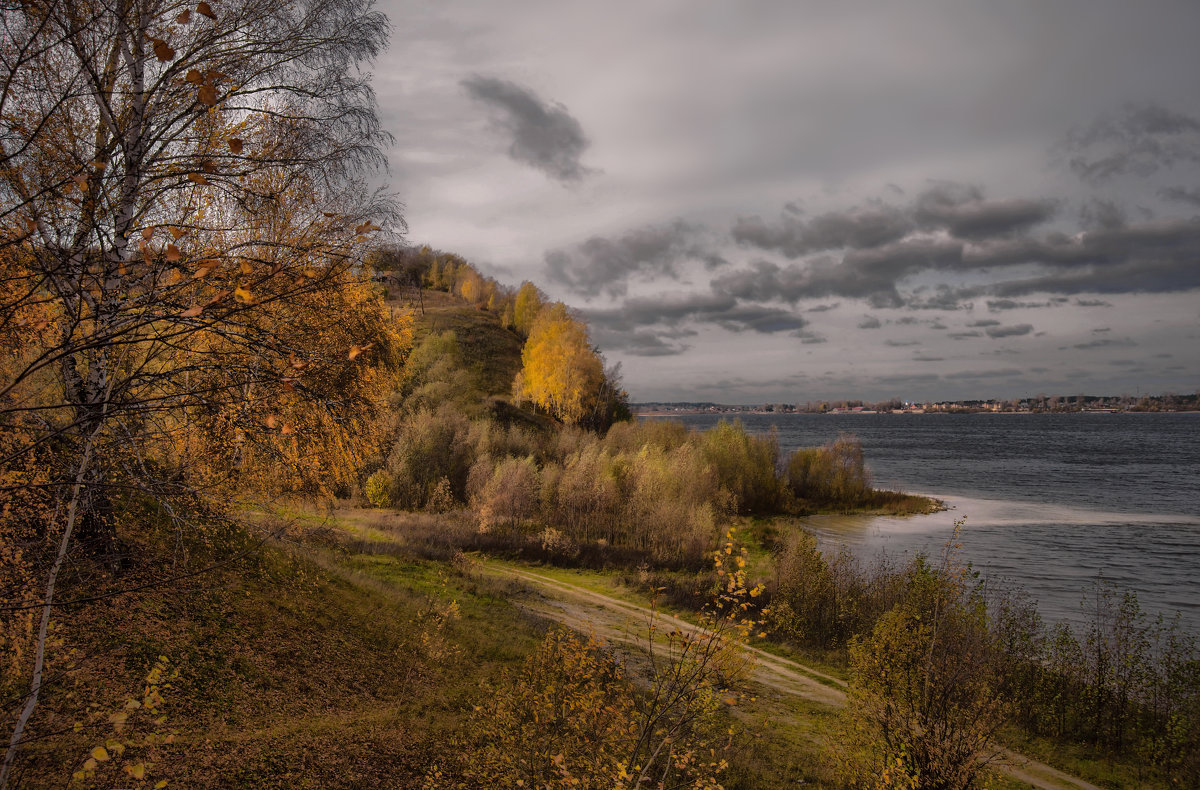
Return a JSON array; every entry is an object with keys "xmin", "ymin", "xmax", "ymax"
[
  {"xmin": 699, "ymin": 419, "xmax": 780, "ymax": 514},
  {"xmin": 364, "ymin": 470, "xmax": 395, "ymax": 508},
  {"xmin": 785, "ymin": 433, "xmax": 871, "ymax": 508}
]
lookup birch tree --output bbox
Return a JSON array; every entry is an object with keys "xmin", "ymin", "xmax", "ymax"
[{"xmin": 0, "ymin": 0, "xmax": 400, "ymax": 781}]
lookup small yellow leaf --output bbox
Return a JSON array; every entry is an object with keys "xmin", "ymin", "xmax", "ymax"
[
  {"xmin": 197, "ymin": 1, "xmax": 216, "ymax": 19},
  {"xmin": 228, "ymin": 137, "xmax": 243, "ymax": 154},
  {"xmin": 239, "ymin": 261, "xmax": 253, "ymax": 275},
  {"xmin": 234, "ymin": 285, "xmax": 254, "ymax": 304},
  {"xmin": 125, "ymin": 763, "xmax": 146, "ymax": 779},
  {"xmin": 188, "ymin": 172, "xmax": 210, "ymax": 185},
  {"xmin": 83, "ymin": 758, "xmax": 97, "ymax": 771},
  {"xmin": 91, "ymin": 746, "xmax": 110, "ymax": 762},
  {"xmin": 155, "ymin": 780, "xmax": 169, "ymax": 788}
]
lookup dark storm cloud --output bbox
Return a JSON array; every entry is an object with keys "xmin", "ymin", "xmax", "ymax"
[
  {"xmin": 545, "ymin": 220, "xmax": 725, "ymax": 298},
  {"xmin": 985, "ymin": 324, "xmax": 1034, "ymax": 338},
  {"xmin": 1064, "ymin": 103, "xmax": 1200, "ymax": 183},
  {"xmin": 461, "ymin": 75, "xmax": 594, "ymax": 182}
]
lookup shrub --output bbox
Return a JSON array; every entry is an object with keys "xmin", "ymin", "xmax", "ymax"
[
  {"xmin": 364, "ymin": 470, "xmax": 395, "ymax": 508},
  {"xmin": 477, "ymin": 456, "xmax": 540, "ymax": 532},
  {"xmin": 699, "ymin": 419, "xmax": 781, "ymax": 514}
]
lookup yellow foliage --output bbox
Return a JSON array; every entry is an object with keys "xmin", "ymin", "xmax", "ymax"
[{"xmin": 519, "ymin": 303, "xmax": 604, "ymax": 425}]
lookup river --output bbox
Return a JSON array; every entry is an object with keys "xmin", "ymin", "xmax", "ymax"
[{"xmin": 664, "ymin": 412, "xmax": 1200, "ymax": 633}]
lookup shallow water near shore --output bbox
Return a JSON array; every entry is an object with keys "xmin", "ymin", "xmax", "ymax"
[{"xmin": 668, "ymin": 412, "xmax": 1200, "ymax": 633}]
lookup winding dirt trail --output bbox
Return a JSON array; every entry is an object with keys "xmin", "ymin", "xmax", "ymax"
[{"xmin": 486, "ymin": 563, "xmax": 1106, "ymax": 790}]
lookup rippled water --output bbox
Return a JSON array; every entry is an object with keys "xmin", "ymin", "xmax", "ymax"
[{"xmin": 666, "ymin": 412, "xmax": 1200, "ymax": 633}]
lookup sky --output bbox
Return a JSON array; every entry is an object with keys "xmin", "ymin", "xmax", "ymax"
[{"xmin": 373, "ymin": 0, "xmax": 1200, "ymax": 403}]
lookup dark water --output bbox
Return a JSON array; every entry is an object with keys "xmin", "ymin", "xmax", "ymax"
[{"xmin": 666, "ymin": 412, "xmax": 1200, "ymax": 633}]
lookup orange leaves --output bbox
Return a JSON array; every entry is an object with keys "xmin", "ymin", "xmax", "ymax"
[
  {"xmin": 238, "ymin": 260, "xmax": 253, "ymax": 275},
  {"xmin": 354, "ymin": 220, "xmax": 380, "ymax": 235},
  {"xmin": 169, "ymin": 226, "xmax": 187, "ymax": 240},
  {"xmin": 347, "ymin": 343, "xmax": 373, "ymax": 360},
  {"xmin": 186, "ymin": 69, "xmax": 203, "ymax": 85},
  {"xmin": 188, "ymin": 172, "xmax": 210, "ymax": 186},
  {"xmin": 177, "ymin": 9, "xmax": 192, "ymax": 23},
  {"xmin": 197, "ymin": 1, "xmax": 217, "ymax": 20},
  {"xmin": 233, "ymin": 285, "xmax": 254, "ymax": 304},
  {"xmin": 165, "ymin": 244, "xmax": 181, "ymax": 262},
  {"xmin": 227, "ymin": 137, "xmax": 243, "ymax": 154},
  {"xmin": 179, "ymin": 304, "xmax": 204, "ymax": 318},
  {"xmin": 193, "ymin": 260, "xmax": 218, "ymax": 279}
]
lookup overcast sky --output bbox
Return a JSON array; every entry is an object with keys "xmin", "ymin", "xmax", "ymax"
[{"xmin": 374, "ymin": 0, "xmax": 1200, "ymax": 403}]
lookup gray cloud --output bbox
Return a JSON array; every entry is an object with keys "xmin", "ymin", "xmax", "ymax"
[
  {"xmin": 884, "ymin": 339, "xmax": 920, "ymax": 347},
  {"xmin": 1076, "ymin": 298, "xmax": 1112, "ymax": 307},
  {"xmin": 948, "ymin": 331, "xmax": 983, "ymax": 339},
  {"xmin": 582, "ymin": 292, "xmax": 806, "ymax": 336},
  {"xmin": 546, "ymin": 220, "xmax": 725, "ymax": 298},
  {"xmin": 1160, "ymin": 186, "xmax": 1200, "ymax": 207},
  {"xmin": 732, "ymin": 202, "xmax": 912, "ymax": 257},
  {"xmin": 943, "ymin": 368, "xmax": 1025, "ymax": 380},
  {"xmin": 1064, "ymin": 103, "xmax": 1200, "ymax": 183},
  {"xmin": 987, "ymin": 299, "xmax": 1050, "ymax": 311},
  {"xmin": 912, "ymin": 353, "xmax": 944, "ymax": 362},
  {"xmin": 985, "ymin": 323, "xmax": 1034, "ymax": 338},
  {"xmin": 968, "ymin": 319, "xmax": 1001, "ymax": 327},
  {"xmin": 461, "ymin": 75, "xmax": 594, "ymax": 182},
  {"xmin": 1072, "ymin": 337, "xmax": 1137, "ymax": 350},
  {"xmin": 914, "ymin": 182, "xmax": 1057, "ymax": 240},
  {"xmin": 858, "ymin": 315, "xmax": 882, "ymax": 329}
]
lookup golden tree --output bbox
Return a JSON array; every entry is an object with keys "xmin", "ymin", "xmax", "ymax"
[
  {"xmin": 518, "ymin": 302, "xmax": 605, "ymax": 426},
  {"xmin": 0, "ymin": 0, "xmax": 401, "ymax": 781}
]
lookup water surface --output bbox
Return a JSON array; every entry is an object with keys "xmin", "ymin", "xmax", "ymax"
[{"xmin": 667, "ymin": 412, "xmax": 1200, "ymax": 632}]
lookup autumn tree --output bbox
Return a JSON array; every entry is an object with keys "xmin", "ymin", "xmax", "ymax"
[
  {"xmin": 512, "ymin": 280, "xmax": 544, "ymax": 337},
  {"xmin": 0, "ymin": 0, "xmax": 400, "ymax": 781},
  {"xmin": 518, "ymin": 302, "xmax": 606, "ymax": 426}
]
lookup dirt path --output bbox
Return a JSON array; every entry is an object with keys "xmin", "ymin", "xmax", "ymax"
[{"xmin": 487, "ymin": 563, "xmax": 1107, "ymax": 790}]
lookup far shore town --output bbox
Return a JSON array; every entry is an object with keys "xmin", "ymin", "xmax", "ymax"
[{"xmin": 634, "ymin": 391, "xmax": 1199, "ymax": 416}]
